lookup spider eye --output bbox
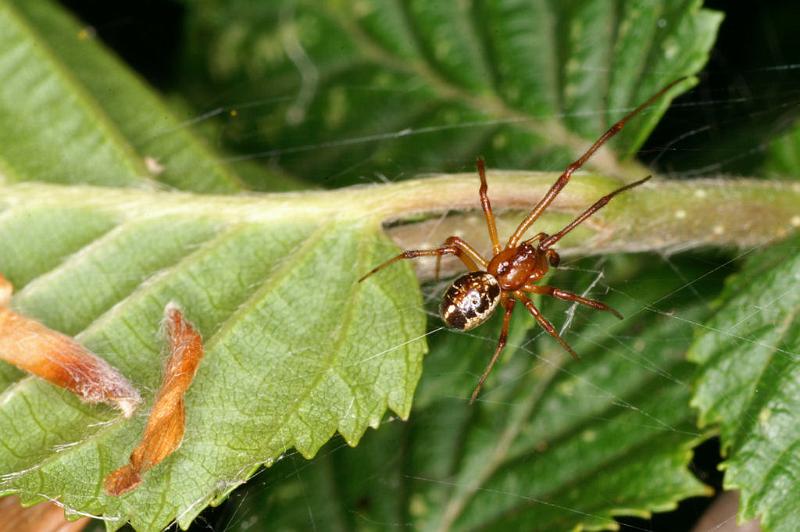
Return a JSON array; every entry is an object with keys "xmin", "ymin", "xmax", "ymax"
[
  {"xmin": 439, "ymin": 272, "xmax": 501, "ymax": 331},
  {"xmin": 547, "ymin": 251, "xmax": 560, "ymax": 267}
]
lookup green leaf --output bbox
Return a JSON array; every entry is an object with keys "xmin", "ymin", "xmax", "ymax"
[
  {"xmin": 214, "ymin": 257, "xmax": 719, "ymax": 531},
  {"xmin": 0, "ymin": 0, "xmax": 247, "ymax": 192},
  {"xmin": 0, "ymin": 1, "xmax": 740, "ymax": 529},
  {"xmin": 2, "ymin": 173, "xmax": 797, "ymax": 530},
  {"xmin": 179, "ymin": 0, "xmax": 721, "ymax": 185},
  {"xmin": 764, "ymin": 119, "xmax": 800, "ymax": 180},
  {"xmin": 0, "ymin": 184, "xmax": 425, "ymax": 530},
  {"xmin": 690, "ymin": 234, "xmax": 800, "ymax": 532}
]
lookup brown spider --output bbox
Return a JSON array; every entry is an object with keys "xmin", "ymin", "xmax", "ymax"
[{"xmin": 359, "ymin": 78, "xmax": 685, "ymax": 403}]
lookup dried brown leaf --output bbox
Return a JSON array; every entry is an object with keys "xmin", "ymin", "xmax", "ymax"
[
  {"xmin": 104, "ymin": 303, "xmax": 204, "ymax": 496},
  {"xmin": 0, "ymin": 274, "xmax": 140, "ymax": 416}
]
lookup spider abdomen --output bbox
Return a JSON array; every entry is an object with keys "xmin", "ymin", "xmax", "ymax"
[{"xmin": 439, "ymin": 272, "xmax": 501, "ymax": 331}]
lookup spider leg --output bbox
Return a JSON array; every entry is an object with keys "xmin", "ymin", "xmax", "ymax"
[
  {"xmin": 470, "ymin": 295, "xmax": 516, "ymax": 404},
  {"xmin": 524, "ymin": 284, "xmax": 623, "ymax": 320},
  {"xmin": 539, "ymin": 175, "xmax": 651, "ymax": 250},
  {"xmin": 359, "ymin": 239, "xmax": 485, "ymax": 283},
  {"xmin": 476, "ymin": 158, "xmax": 501, "ymax": 255},
  {"xmin": 506, "ymin": 77, "xmax": 686, "ymax": 248},
  {"xmin": 434, "ymin": 236, "xmax": 488, "ymax": 281},
  {"xmin": 514, "ymin": 291, "xmax": 580, "ymax": 361}
]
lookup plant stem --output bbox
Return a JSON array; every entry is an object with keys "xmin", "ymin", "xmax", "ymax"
[
  {"xmin": 381, "ymin": 173, "xmax": 800, "ymax": 278},
  {"xmin": 2, "ymin": 174, "xmax": 798, "ymax": 281}
]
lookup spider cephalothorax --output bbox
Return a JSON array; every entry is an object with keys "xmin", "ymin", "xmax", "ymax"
[
  {"xmin": 360, "ymin": 78, "xmax": 685, "ymax": 402},
  {"xmin": 487, "ymin": 240, "xmax": 552, "ymax": 290}
]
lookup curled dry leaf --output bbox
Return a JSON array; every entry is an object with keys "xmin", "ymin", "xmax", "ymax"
[
  {"xmin": 104, "ymin": 303, "xmax": 205, "ymax": 496},
  {"xmin": 0, "ymin": 274, "xmax": 140, "ymax": 416}
]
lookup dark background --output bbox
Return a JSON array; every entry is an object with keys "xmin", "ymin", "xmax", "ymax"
[{"xmin": 56, "ymin": 1, "xmax": 799, "ymax": 529}]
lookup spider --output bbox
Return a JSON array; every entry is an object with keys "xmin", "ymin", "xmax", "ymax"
[{"xmin": 359, "ymin": 78, "xmax": 685, "ymax": 403}]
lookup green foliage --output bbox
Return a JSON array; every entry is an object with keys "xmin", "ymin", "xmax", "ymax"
[
  {"xmin": 0, "ymin": 1, "xmax": 249, "ymax": 192},
  {"xmin": 764, "ymin": 119, "xmax": 800, "ymax": 179},
  {"xmin": 180, "ymin": 0, "xmax": 722, "ymax": 185},
  {"xmin": 213, "ymin": 258, "xmax": 720, "ymax": 531},
  {"xmin": 682, "ymin": 109, "xmax": 800, "ymax": 532},
  {"xmin": 0, "ymin": 1, "xmax": 424, "ymax": 529},
  {"xmin": 688, "ymin": 121, "xmax": 800, "ymax": 531},
  {"xmin": 0, "ymin": 185, "xmax": 425, "ymax": 531},
  {"xmin": 11, "ymin": 0, "xmax": 800, "ymax": 531},
  {"xmin": 690, "ymin": 235, "xmax": 800, "ymax": 532}
]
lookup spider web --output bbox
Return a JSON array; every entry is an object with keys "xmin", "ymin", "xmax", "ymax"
[
  {"xmin": 162, "ymin": 12, "xmax": 798, "ymax": 530},
  {"xmin": 161, "ymin": 100, "xmax": 795, "ymax": 532},
  {"xmin": 4, "ymin": 1, "xmax": 800, "ymax": 530}
]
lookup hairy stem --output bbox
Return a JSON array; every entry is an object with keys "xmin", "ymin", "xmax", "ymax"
[
  {"xmin": 383, "ymin": 173, "xmax": 800, "ymax": 278},
  {"xmin": 1, "ymin": 174, "xmax": 797, "ymax": 281}
]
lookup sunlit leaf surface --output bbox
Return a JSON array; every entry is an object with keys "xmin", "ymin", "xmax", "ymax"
[
  {"xmin": 0, "ymin": 185, "xmax": 424, "ymax": 531},
  {"xmin": 0, "ymin": 1, "xmax": 424, "ymax": 528}
]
